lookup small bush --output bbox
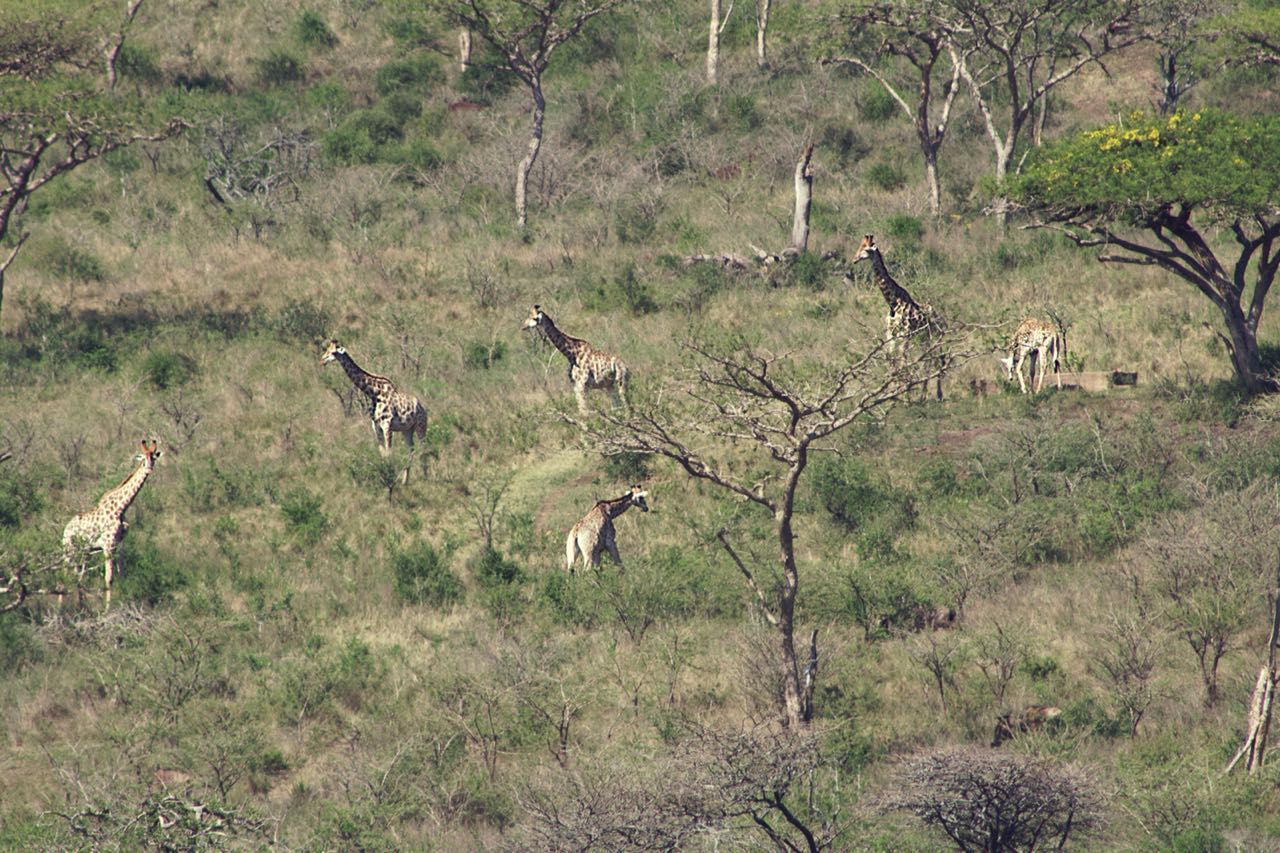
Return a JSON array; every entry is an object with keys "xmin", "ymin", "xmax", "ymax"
[
  {"xmin": 585, "ymin": 264, "xmax": 658, "ymax": 315},
  {"xmin": 866, "ymin": 162, "xmax": 907, "ymax": 192},
  {"xmin": 725, "ymin": 93, "xmax": 761, "ymax": 130},
  {"xmin": 614, "ymin": 201, "xmax": 661, "ymax": 245},
  {"xmin": 886, "ymin": 214, "xmax": 925, "ymax": 243},
  {"xmin": 475, "ymin": 547, "xmax": 524, "ymax": 588},
  {"xmin": 142, "ymin": 350, "xmax": 198, "ymax": 390},
  {"xmin": 280, "ymin": 488, "xmax": 328, "ymax": 544},
  {"xmin": 819, "ymin": 124, "xmax": 871, "ymax": 168},
  {"xmin": 255, "ymin": 50, "xmax": 305, "ymax": 86},
  {"xmin": 392, "ymin": 542, "xmax": 462, "ymax": 608},
  {"xmin": 295, "ymin": 10, "xmax": 337, "ymax": 49},
  {"xmin": 375, "ymin": 53, "xmax": 443, "ymax": 96},
  {"xmin": 783, "ymin": 252, "xmax": 829, "ymax": 291},
  {"xmin": 47, "ymin": 238, "xmax": 107, "ymax": 282},
  {"xmin": 0, "ymin": 613, "xmax": 42, "ymax": 674},
  {"xmin": 0, "ymin": 467, "xmax": 44, "ymax": 527},
  {"xmin": 463, "ymin": 339, "xmax": 507, "ymax": 370},
  {"xmin": 117, "ymin": 43, "xmax": 162, "ymax": 84},
  {"xmin": 860, "ymin": 87, "xmax": 897, "ymax": 122},
  {"xmin": 115, "ymin": 538, "xmax": 188, "ymax": 606}
]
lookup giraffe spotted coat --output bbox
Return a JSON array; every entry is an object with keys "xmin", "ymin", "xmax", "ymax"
[
  {"xmin": 523, "ymin": 305, "xmax": 629, "ymax": 413},
  {"xmin": 566, "ymin": 485, "xmax": 649, "ymax": 572},
  {"xmin": 322, "ymin": 340, "xmax": 428, "ymax": 459}
]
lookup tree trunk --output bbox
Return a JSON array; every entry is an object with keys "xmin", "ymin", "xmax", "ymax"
[
  {"xmin": 515, "ymin": 79, "xmax": 546, "ymax": 231},
  {"xmin": 777, "ymin": 510, "xmax": 803, "ymax": 727},
  {"xmin": 755, "ymin": 0, "xmax": 771, "ymax": 69},
  {"xmin": 1221, "ymin": 300, "xmax": 1275, "ymax": 394},
  {"xmin": 459, "ymin": 29, "xmax": 472, "ymax": 72},
  {"xmin": 923, "ymin": 147, "xmax": 941, "ymax": 217},
  {"xmin": 707, "ymin": 0, "xmax": 720, "ymax": 84},
  {"xmin": 993, "ymin": 149, "xmax": 1010, "ymax": 232},
  {"xmin": 790, "ymin": 144, "xmax": 813, "ymax": 252}
]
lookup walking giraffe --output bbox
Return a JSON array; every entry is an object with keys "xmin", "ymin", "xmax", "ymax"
[
  {"xmin": 63, "ymin": 440, "xmax": 161, "ymax": 606},
  {"xmin": 566, "ymin": 485, "xmax": 649, "ymax": 573},
  {"xmin": 522, "ymin": 305, "xmax": 628, "ymax": 413},
  {"xmin": 321, "ymin": 340, "xmax": 428, "ymax": 481},
  {"xmin": 850, "ymin": 234, "xmax": 948, "ymax": 400},
  {"xmin": 1001, "ymin": 317, "xmax": 1065, "ymax": 394}
]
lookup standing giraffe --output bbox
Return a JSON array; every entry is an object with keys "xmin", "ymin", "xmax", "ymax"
[
  {"xmin": 321, "ymin": 340, "xmax": 428, "ymax": 480},
  {"xmin": 1000, "ymin": 317, "xmax": 1065, "ymax": 394},
  {"xmin": 522, "ymin": 305, "xmax": 628, "ymax": 414},
  {"xmin": 566, "ymin": 485, "xmax": 649, "ymax": 573},
  {"xmin": 850, "ymin": 234, "xmax": 948, "ymax": 400},
  {"xmin": 63, "ymin": 439, "xmax": 161, "ymax": 606}
]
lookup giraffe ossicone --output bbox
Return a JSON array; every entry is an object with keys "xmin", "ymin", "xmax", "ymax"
[
  {"xmin": 522, "ymin": 305, "xmax": 629, "ymax": 414},
  {"xmin": 565, "ymin": 484, "xmax": 649, "ymax": 573}
]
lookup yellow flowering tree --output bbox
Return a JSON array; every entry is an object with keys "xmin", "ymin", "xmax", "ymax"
[{"xmin": 1009, "ymin": 109, "xmax": 1280, "ymax": 394}]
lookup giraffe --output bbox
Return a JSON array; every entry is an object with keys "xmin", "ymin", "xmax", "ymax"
[
  {"xmin": 565, "ymin": 484, "xmax": 649, "ymax": 573},
  {"xmin": 321, "ymin": 340, "xmax": 428, "ymax": 480},
  {"xmin": 1000, "ymin": 317, "xmax": 1065, "ymax": 394},
  {"xmin": 850, "ymin": 235, "xmax": 948, "ymax": 400},
  {"xmin": 522, "ymin": 305, "xmax": 629, "ymax": 414},
  {"xmin": 62, "ymin": 439, "xmax": 161, "ymax": 605}
]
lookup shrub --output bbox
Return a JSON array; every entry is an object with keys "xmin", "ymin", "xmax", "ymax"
[
  {"xmin": 117, "ymin": 43, "xmax": 162, "ymax": 84},
  {"xmin": 725, "ymin": 93, "xmax": 761, "ymax": 130},
  {"xmin": 475, "ymin": 547, "xmax": 524, "ymax": 588},
  {"xmin": 271, "ymin": 298, "xmax": 331, "ymax": 342},
  {"xmin": 0, "ymin": 467, "xmax": 44, "ymax": 527},
  {"xmin": 585, "ymin": 264, "xmax": 658, "ymax": 315},
  {"xmin": 860, "ymin": 87, "xmax": 897, "ymax": 122},
  {"xmin": 115, "ymin": 538, "xmax": 188, "ymax": 606},
  {"xmin": 255, "ymin": 50, "xmax": 305, "ymax": 86},
  {"xmin": 866, "ymin": 162, "xmax": 907, "ymax": 192},
  {"xmin": 783, "ymin": 252, "xmax": 828, "ymax": 290},
  {"xmin": 614, "ymin": 201, "xmax": 660, "ymax": 245},
  {"xmin": 375, "ymin": 53, "xmax": 443, "ymax": 96},
  {"xmin": 280, "ymin": 488, "xmax": 328, "ymax": 544},
  {"xmin": 819, "ymin": 124, "xmax": 871, "ymax": 168},
  {"xmin": 392, "ymin": 542, "xmax": 462, "ymax": 608},
  {"xmin": 387, "ymin": 139, "xmax": 442, "ymax": 171},
  {"xmin": 463, "ymin": 339, "xmax": 506, "ymax": 370},
  {"xmin": 142, "ymin": 350, "xmax": 198, "ymax": 390},
  {"xmin": 47, "ymin": 238, "xmax": 106, "ymax": 282},
  {"xmin": 886, "ymin": 214, "xmax": 925, "ymax": 243},
  {"xmin": 0, "ymin": 613, "xmax": 42, "ymax": 674},
  {"xmin": 295, "ymin": 10, "xmax": 337, "ymax": 49}
]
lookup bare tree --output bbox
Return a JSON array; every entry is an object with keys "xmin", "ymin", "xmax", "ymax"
[
  {"xmin": 1149, "ymin": 0, "xmax": 1215, "ymax": 115},
  {"xmin": 1226, "ymin": 554, "xmax": 1280, "ymax": 775},
  {"xmin": 791, "ymin": 142, "xmax": 813, "ymax": 252},
  {"xmin": 827, "ymin": 1, "xmax": 966, "ymax": 216},
  {"xmin": 568, "ymin": 331, "xmax": 948, "ymax": 727},
  {"xmin": 103, "ymin": 0, "xmax": 145, "ymax": 91},
  {"xmin": 948, "ymin": 0, "xmax": 1152, "ymax": 228},
  {"xmin": 885, "ymin": 748, "xmax": 1102, "ymax": 852},
  {"xmin": 426, "ymin": 0, "xmax": 633, "ymax": 232},
  {"xmin": 1091, "ymin": 607, "xmax": 1164, "ymax": 737},
  {"xmin": 708, "ymin": 0, "xmax": 733, "ymax": 83},
  {"xmin": 756, "ymin": 0, "xmax": 773, "ymax": 68}
]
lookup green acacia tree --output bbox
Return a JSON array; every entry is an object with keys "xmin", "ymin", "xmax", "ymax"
[
  {"xmin": 0, "ymin": 2, "xmax": 184, "ymax": 325},
  {"xmin": 1009, "ymin": 109, "xmax": 1280, "ymax": 393}
]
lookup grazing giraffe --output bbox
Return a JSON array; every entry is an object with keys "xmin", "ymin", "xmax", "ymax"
[
  {"xmin": 1000, "ymin": 317, "xmax": 1065, "ymax": 394},
  {"xmin": 850, "ymin": 235, "xmax": 948, "ymax": 400},
  {"xmin": 321, "ymin": 340, "xmax": 428, "ymax": 479},
  {"xmin": 522, "ymin": 305, "xmax": 629, "ymax": 414},
  {"xmin": 62, "ymin": 440, "xmax": 161, "ymax": 606},
  {"xmin": 565, "ymin": 485, "xmax": 649, "ymax": 573}
]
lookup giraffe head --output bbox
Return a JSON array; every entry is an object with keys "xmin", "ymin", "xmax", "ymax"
[
  {"xmin": 320, "ymin": 339, "xmax": 346, "ymax": 365},
  {"xmin": 137, "ymin": 439, "xmax": 162, "ymax": 469},
  {"xmin": 853, "ymin": 234, "xmax": 879, "ymax": 264},
  {"xmin": 629, "ymin": 484, "xmax": 649, "ymax": 512},
  {"xmin": 522, "ymin": 305, "xmax": 547, "ymax": 331}
]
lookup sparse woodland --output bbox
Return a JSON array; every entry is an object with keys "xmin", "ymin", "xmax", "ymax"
[{"xmin": 5, "ymin": 0, "xmax": 1280, "ymax": 849}]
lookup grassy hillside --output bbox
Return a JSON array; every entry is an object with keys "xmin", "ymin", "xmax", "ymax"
[{"xmin": 3, "ymin": 0, "xmax": 1280, "ymax": 848}]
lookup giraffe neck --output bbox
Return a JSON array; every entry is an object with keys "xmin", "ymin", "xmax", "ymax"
[
  {"xmin": 869, "ymin": 252, "xmax": 919, "ymax": 311},
  {"xmin": 600, "ymin": 494, "xmax": 635, "ymax": 520},
  {"xmin": 99, "ymin": 461, "xmax": 152, "ymax": 518},
  {"xmin": 540, "ymin": 316, "xmax": 585, "ymax": 365},
  {"xmin": 334, "ymin": 350, "xmax": 390, "ymax": 400}
]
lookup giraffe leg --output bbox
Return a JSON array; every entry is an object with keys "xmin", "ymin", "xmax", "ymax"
[
  {"xmin": 566, "ymin": 533, "xmax": 578, "ymax": 573},
  {"xmin": 605, "ymin": 538, "xmax": 623, "ymax": 573},
  {"xmin": 575, "ymin": 381, "xmax": 589, "ymax": 414},
  {"xmin": 1016, "ymin": 353, "xmax": 1029, "ymax": 394},
  {"xmin": 103, "ymin": 552, "xmax": 114, "ymax": 610}
]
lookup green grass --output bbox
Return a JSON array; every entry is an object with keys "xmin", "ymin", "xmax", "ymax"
[{"xmin": 1, "ymin": 1, "xmax": 1279, "ymax": 848}]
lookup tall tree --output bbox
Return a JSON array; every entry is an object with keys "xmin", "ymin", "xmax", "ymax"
[
  {"xmin": 755, "ymin": 0, "xmax": 773, "ymax": 68},
  {"xmin": 0, "ymin": 1, "xmax": 184, "ymax": 325},
  {"xmin": 567, "ymin": 332, "xmax": 947, "ymax": 727},
  {"xmin": 827, "ymin": 0, "xmax": 965, "ymax": 216},
  {"xmin": 427, "ymin": 0, "xmax": 633, "ymax": 232},
  {"xmin": 1009, "ymin": 109, "xmax": 1280, "ymax": 394},
  {"xmin": 947, "ymin": 0, "xmax": 1152, "ymax": 229}
]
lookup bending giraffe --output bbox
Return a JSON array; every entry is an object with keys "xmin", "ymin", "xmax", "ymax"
[
  {"xmin": 1001, "ymin": 317, "xmax": 1065, "ymax": 394},
  {"xmin": 321, "ymin": 340, "xmax": 428, "ymax": 480},
  {"xmin": 522, "ymin": 305, "xmax": 628, "ymax": 413},
  {"xmin": 566, "ymin": 485, "xmax": 649, "ymax": 573},
  {"xmin": 63, "ymin": 440, "xmax": 161, "ymax": 606},
  {"xmin": 850, "ymin": 234, "xmax": 948, "ymax": 400}
]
